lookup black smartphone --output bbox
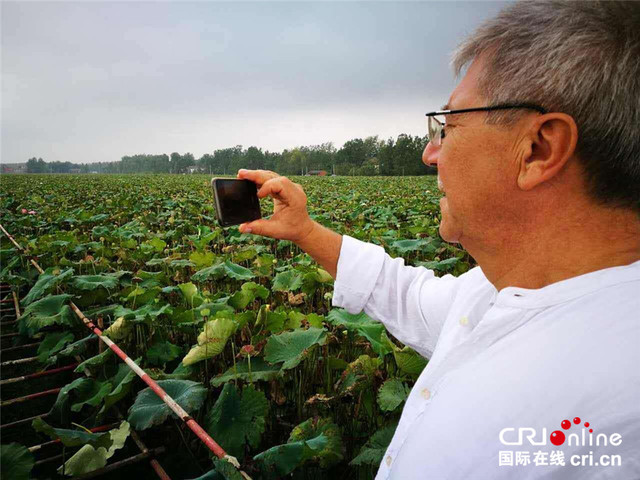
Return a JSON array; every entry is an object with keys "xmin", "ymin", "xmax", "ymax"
[{"xmin": 211, "ymin": 178, "xmax": 262, "ymax": 227}]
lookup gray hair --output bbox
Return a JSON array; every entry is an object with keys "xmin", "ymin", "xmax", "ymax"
[{"xmin": 452, "ymin": 0, "xmax": 640, "ymax": 213}]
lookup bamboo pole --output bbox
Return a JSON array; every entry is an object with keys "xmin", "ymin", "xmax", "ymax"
[
  {"xmin": 0, "ymin": 387, "xmax": 62, "ymax": 407},
  {"xmin": 0, "ymin": 341, "xmax": 42, "ymax": 353},
  {"xmin": 0, "ymin": 412, "xmax": 50, "ymax": 430},
  {"xmin": 0, "ymin": 363, "xmax": 79, "ymax": 386}
]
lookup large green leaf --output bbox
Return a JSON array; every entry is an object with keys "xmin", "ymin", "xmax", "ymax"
[
  {"xmin": 103, "ymin": 316, "xmax": 133, "ymax": 340},
  {"xmin": 416, "ymin": 257, "xmax": 459, "ymax": 272},
  {"xmin": 0, "ymin": 443, "xmax": 35, "ymax": 480},
  {"xmin": 100, "ymin": 360, "xmax": 139, "ymax": 414},
  {"xmin": 72, "ymin": 274, "xmax": 120, "ymax": 291},
  {"xmin": 377, "ymin": 378, "xmax": 410, "ymax": 412},
  {"xmin": 113, "ymin": 301, "xmax": 172, "ymax": 324},
  {"xmin": 146, "ymin": 340, "xmax": 182, "ymax": 365},
  {"xmin": 220, "ymin": 260, "xmax": 255, "ymax": 280},
  {"xmin": 74, "ymin": 348, "xmax": 114, "ymax": 374},
  {"xmin": 18, "ymin": 294, "xmax": 75, "ymax": 336},
  {"xmin": 272, "ymin": 269, "xmax": 304, "ymax": 292},
  {"xmin": 147, "ymin": 237, "xmax": 167, "ymax": 252},
  {"xmin": 254, "ymin": 435, "xmax": 328, "ymax": 476},
  {"xmin": 327, "ymin": 309, "xmax": 393, "ymax": 356},
  {"xmin": 210, "ymin": 358, "xmax": 282, "ymax": 387},
  {"xmin": 128, "ymin": 380, "xmax": 207, "ymax": 430},
  {"xmin": 182, "ymin": 317, "xmax": 237, "ymax": 366},
  {"xmin": 393, "ymin": 346, "xmax": 428, "ymax": 376},
  {"xmin": 46, "ymin": 335, "xmax": 96, "ymax": 367},
  {"xmin": 187, "ymin": 229, "xmax": 219, "ymax": 251},
  {"xmin": 264, "ymin": 328, "xmax": 327, "ymax": 371},
  {"xmin": 191, "ymin": 260, "xmax": 254, "ymax": 282},
  {"xmin": 335, "ymin": 355, "xmax": 381, "ymax": 395},
  {"xmin": 189, "ymin": 250, "xmax": 216, "ymax": 268},
  {"xmin": 264, "ymin": 311, "xmax": 287, "ymax": 333},
  {"xmin": 228, "ymin": 282, "xmax": 269, "ymax": 310},
  {"xmin": 22, "ymin": 267, "xmax": 74, "ymax": 306},
  {"xmin": 32, "ymin": 417, "xmax": 113, "ymax": 448},
  {"xmin": 50, "ymin": 377, "xmax": 112, "ymax": 423},
  {"xmin": 136, "ymin": 270, "xmax": 166, "ymax": 289},
  {"xmin": 350, "ymin": 424, "xmax": 397, "ymax": 466},
  {"xmin": 289, "ymin": 417, "xmax": 343, "ymax": 468},
  {"xmin": 178, "ymin": 282, "xmax": 203, "ymax": 307},
  {"xmin": 253, "ymin": 417, "xmax": 341, "ymax": 476},
  {"xmin": 37, "ymin": 331, "xmax": 74, "ymax": 363},
  {"xmin": 391, "ymin": 238, "xmax": 436, "ymax": 254},
  {"xmin": 205, "ymin": 383, "xmax": 269, "ymax": 459},
  {"xmin": 58, "ymin": 421, "xmax": 130, "ymax": 476}
]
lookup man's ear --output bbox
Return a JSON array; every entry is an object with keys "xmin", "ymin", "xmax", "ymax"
[{"xmin": 517, "ymin": 113, "xmax": 578, "ymax": 191}]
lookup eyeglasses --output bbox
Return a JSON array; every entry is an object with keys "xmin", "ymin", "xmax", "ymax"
[{"xmin": 425, "ymin": 103, "xmax": 547, "ymax": 146}]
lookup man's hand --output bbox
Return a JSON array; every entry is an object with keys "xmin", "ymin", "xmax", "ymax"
[
  {"xmin": 236, "ymin": 169, "xmax": 315, "ymax": 243},
  {"xmin": 235, "ymin": 169, "xmax": 343, "ymax": 278}
]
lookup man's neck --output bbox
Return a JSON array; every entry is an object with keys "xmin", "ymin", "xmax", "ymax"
[{"xmin": 466, "ymin": 206, "xmax": 640, "ymax": 292}]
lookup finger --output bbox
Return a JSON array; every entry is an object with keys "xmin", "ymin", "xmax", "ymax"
[
  {"xmin": 258, "ymin": 177, "xmax": 286, "ymax": 198},
  {"xmin": 238, "ymin": 218, "xmax": 279, "ymax": 238},
  {"xmin": 258, "ymin": 177, "xmax": 306, "ymax": 205},
  {"xmin": 237, "ymin": 169, "xmax": 279, "ymax": 186}
]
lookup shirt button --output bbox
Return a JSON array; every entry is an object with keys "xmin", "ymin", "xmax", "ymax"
[
  {"xmin": 386, "ymin": 455, "xmax": 392, "ymax": 466},
  {"xmin": 459, "ymin": 316, "xmax": 469, "ymax": 326},
  {"xmin": 421, "ymin": 388, "xmax": 431, "ymax": 400}
]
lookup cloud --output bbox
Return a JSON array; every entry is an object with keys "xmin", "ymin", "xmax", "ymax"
[{"xmin": 1, "ymin": 1, "xmax": 507, "ymax": 163}]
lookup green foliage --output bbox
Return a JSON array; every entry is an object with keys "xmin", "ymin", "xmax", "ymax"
[
  {"xmin": 192, "ymin": 260, "xmax": 254, "ymax": 282},
  {"xmin": 37, "ymin": 331, "xmax": 74, "ymax": 363},
  {"xmin": 101, "ymin": 361, "xmax": 139, "ymax": 414},
  {"xmin": 32, "ymin": 417, "xmax": 113, "ymax": 448},
  {"xmin": 146, "ymin": 340, "xmax": 182, "ymax": 365},
  {"xmin": 228, "ymin": 281, "xmax": 269, "ymax": 310},
  {"xmin": 350, "ymin": 424, "xmax": 397, "ymax": 466},
  {"xmin": 0, "ymin": 443, "xmax": 35, "ymax": 480},
  {"xmin": 22, "ymin": 267, "xmax": 74, "ymax": 305},
  {"xmin": 272, "ymin": 269, "xmax": 304, "ymax": 292},
  {"xmin": 205, "ymin": 383, "xmax": 269, "ymax": 459},
  {"xmin": 254, "ymin": 417, "xmax": 343, "ymax": 475},
  {"xmin": 393, "ymin": 346, "xmax": 428, "ymax": 376},
  {"xmin": 377, "ymin": 378, "xmax": 410, "ymax": 412},
  {"xmin": 327, "ymin": 309, "xmax": 394, "ymax": 355},
  {"xmin": 72, "ymin": 274, "xmax": 120, "ymax": 291},
  {"xmin": 416, "ymin": 257, "xmax": 460, "ymax": 272},
  {"xmin": 50, "ymin": 377, "xmax": 112, "ymax": 423},
  {"xmin": 58, "ymin": 421, "xmax": 130, "ymax": 476},
  {"xmin": 18, "ymin": 294, "xmax": 76, "ymax": 336},
  {"xmin": 289, "ymin": 417, "xmax": 344, "ymax": 468},
  {"xmin": 264, "ymin": 328, "xmax": 327, "ymax": 370},
  {"xmin": 391, "ymin": 238, "xmax": 436, "ymax": 254},
  {"xmin": 1, "ymin": 174, "xmax": 470, "ymax": 477},
  {"xmin": 74, "ymin": 348, "xmax": 114, "ymax": 374},
  {"xmin": 103, "ymin": 316, "xmax": 133, "ymax": 340},
  {"xmin": 182, "ymin": 317, "xmax": 237, "ymax": 366},
  {"xmin": 128, "ymin": 380, "xmax": 207, "ymax": 430},
  {"xmin": 211, "ymin": 358, "xmax": 281, "ymax": 386}
]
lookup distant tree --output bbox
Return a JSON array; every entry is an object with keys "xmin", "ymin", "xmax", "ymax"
[{"xmin": 26, "ymin": 157, "xmax": 48, "ymax": 173}]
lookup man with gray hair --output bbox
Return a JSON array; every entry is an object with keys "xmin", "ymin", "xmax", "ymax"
[{"xmin": 238, "ymin": 1, "xmax": 640, "ymax": 478}]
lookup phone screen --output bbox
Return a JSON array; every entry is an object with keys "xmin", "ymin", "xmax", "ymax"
[{"xmin": 212, "ymin": 179, "xmax": 261, "ymax": 227}]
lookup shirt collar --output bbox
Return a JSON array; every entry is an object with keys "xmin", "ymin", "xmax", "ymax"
[{"xmin": 491, "ymin": 259, "xmax": 640, "ymax": 309}]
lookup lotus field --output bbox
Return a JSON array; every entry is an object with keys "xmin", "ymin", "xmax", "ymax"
[{"xmin": 0, "ymin": 174, "xmax": 473, "ymax": 479}]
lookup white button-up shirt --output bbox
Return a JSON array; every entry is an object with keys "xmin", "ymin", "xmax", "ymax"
[{"xmin": 333, "ymin": 235, "xmax": 640, "ymax": 479}]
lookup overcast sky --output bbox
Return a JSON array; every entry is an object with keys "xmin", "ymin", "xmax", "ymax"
[{"xmin": 1, "ymin": 1, "xmax": 508, "ymax": 164}]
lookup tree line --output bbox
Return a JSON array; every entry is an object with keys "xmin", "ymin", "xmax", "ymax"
[{"xmin": 23, "ymin": 134, "xmax": 435, "ymax": 176}]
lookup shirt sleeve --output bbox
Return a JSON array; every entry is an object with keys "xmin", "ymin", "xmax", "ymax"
[{"xmin": 332, "ymin": 235, "xmax": 461, "ymax": 358}]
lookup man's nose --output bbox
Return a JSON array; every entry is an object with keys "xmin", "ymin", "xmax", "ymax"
[{"xmin": 422, "ymin": 141, "xmax": 439, "ymax": 166}]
